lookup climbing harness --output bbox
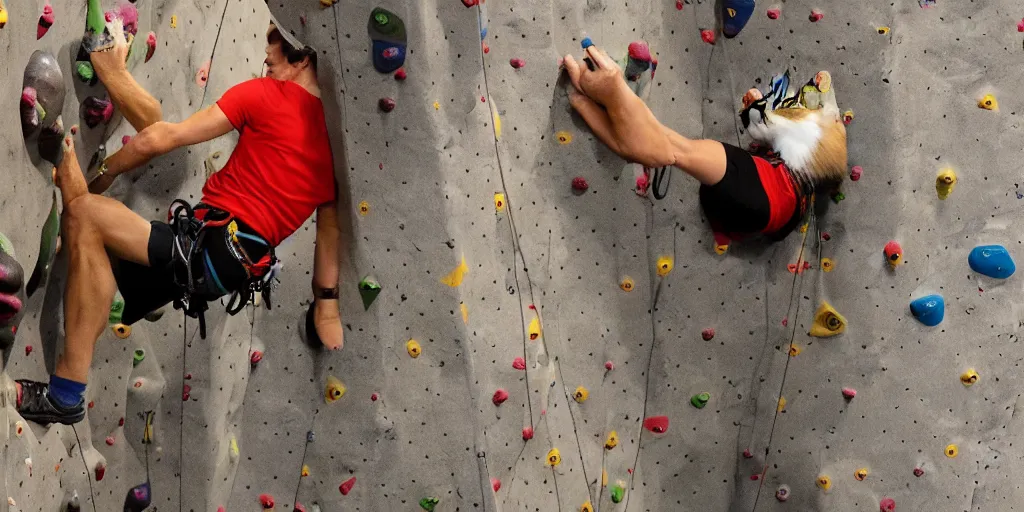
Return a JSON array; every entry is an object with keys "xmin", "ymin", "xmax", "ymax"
[
  {"xmin": 648, "ymin": 166, "xmax": 672, "ymax": 200},
  {"xmin": 166, "ymin": 199, "xmax": 279, "ymax": 339}
]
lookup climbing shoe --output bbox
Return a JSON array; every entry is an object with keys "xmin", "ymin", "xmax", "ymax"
[{"xmin": 14, "ymin": 380, "xmax": 86, "ymax": 425}]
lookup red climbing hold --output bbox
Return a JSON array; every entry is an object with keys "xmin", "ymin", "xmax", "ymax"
[
  {"xmin": 879, "ymin": 497, "xmax": 896, "ymax": 512},
  {"xmin": 512, "ymin": 357, "xmax": 526, "ymax": 370},
  {"xmin": 750, "ymin": 474, "xmax": 760, "ymax": 480},
  {"xmin": 676, "ymin": 0, "xmax": 683, "ymax": 10},
  {"xmin": 379, "ymin": 97, "xmax": 396, "ymax": 112},
  {"xmin": 145, "ymin": 32, "xmax": 157, "ymax": 63},
  {"xmin": 106, "ymin": 436, "xmax": 115, "ymax": 446},
  {"xmin": 842, "ymin": 387, "xmax": 857, "ymax": 399},
  {"xmin": 88, "ymin": 401, "xmax": 95, "ymax": 409},
  {"xmin": 462, "ymin": 0, "xmax": 479, "ymax": 6},
  {"xmin": 491, "ymin": 477, "xmax": 501, "ymax": 491},
  {"xmin": 627, "ymin": 42, "xmax": 652, "ymax": 62},
  {"xmin": 182, "ymin": 383, "xmax": 191, "ymax": 401},
  {"xmin": 119, "ymin": 417, "xmax": 125, "ymax": 426},
  {"xmin": 605, "ymin": 361, "xmax": 614, "ymax": 371},
  {"xmin": 481, "ymin": 96, "xmax": 486, "ymax": 102},
  {"xmin": 482, "ymin": 42, "xmax": 490, "ymax": 54},
  {"xmin": 492, "ymin": 389, "xmax": 509, "ymax": 406},
  {"xmin": 701, "ymin": 29, "xmax": 716, "ymax": 45},
  {"xmin": 259, "ymin": 494, "xmax": 274, "ymax": 508},
  {"xmin": 95, "ymin": 462, "xmax": 106, "ymax": 481},
  {"xmin": 371, "ymin": 393, "xmax": 379, "ymax": 401},
  {"xmin": 571, "ymin": 176, "xmax": 589, "ymax": 192},
  {"xmin": 250, "ymin": 350, "xmax": 263, "ymax": 366},
  {"xmin": 701, "ymin": 328, "xmax": 715, "ymax": 341},
  {"xmin": 782, "ymin": 317, "xmax": 788, "ymax": 326},
  {"xmin": 643, "ymin": 415, "xmax": 669, "ymax": 434},
  {"xmin": 767, "ymin": 8, "xmax": 781, "ymax": 19},
  {"xmin": 913, "ymin": 467, "xmax": 924, "ymax": 477},
  {"xmin": 37, "ymin": 4, "xmax": 54, "ymax": 40},
  {"xmin": 1018, "ymin": 19, "xmax": 1024, "ymax": 32},
  {"xmin": 522, "ymin": 426, "xmax": 534, "ymax": 440},
  {"xmin": 185, "ymin": 373, "xmax": 193, "ymax": 380},
  {"xmin": 809, "ymin": 9, "xmax": 824, "ymax": 22},
  {"xmin": 25, "ymin": 345, "xmax": 32, "ymax": 356},
  {"xmin": 822, "ymin": 233, "xmax": 831, "ymax": 241},
  {"xmin": 743, "ymin": 448, "xmax": 753, "ymax": 458},
  {"xmin": 122, "ymin": 135, "xmax": 132, "ymax": 146},
  {"xmin": 339, "ymin": 476, "xmax": 356, "ymax": 495},
  {"xmin": 636, "ymin": 172, "xmax": 650, "ymax": 196},
  {"xmin": 394, "ymin": 68, "xmax": 407, "ymax": 80},
  {"xmin": 510, "ymin": 58, "xmax": 525, "ymax": 69},
  {"xmin": 528, "ymin": 304, "xmax": 536, "ymax": 310}
]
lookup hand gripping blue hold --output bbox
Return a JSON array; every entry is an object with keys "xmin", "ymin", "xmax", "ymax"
[
  {"xmin": 910, "ymin": 294, "xmax": 945, "ymax": 327},
  {"xmin": 722, "ymin": 0, "xmax": 756, "ymax": 38},
  {"xmin": 968, "ymin": 245, "xmax": 1016, "ymax": 279}
]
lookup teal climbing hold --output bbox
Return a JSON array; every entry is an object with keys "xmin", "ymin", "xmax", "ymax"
[
  {"xmin": 581, "ymin": 36, "xmax": 593, "ymax": 49},
  {"xmin": 359, "ymin": 276, "xmax": 382, "ymax": 310},
  {"xmin": 969, "ymin": 245, "xmax": 1015, "ymax": 279},
  {"xmin": 910, "ymin": 294, "xmax": 944, "ymax": 326}
]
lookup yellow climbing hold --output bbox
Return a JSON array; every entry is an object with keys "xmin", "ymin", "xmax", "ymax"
[
  {"xmin": 854, "ymin": 467, "xmax": 868, "ymax": 481},
  {"xmin": 936, "ymin": 168, "xmax": 957, "ymax": 200},
  {"xmin": 491, "ymin": 101, "xmax": 502, "ymax": 140},
  {"xmin": 945, "ymin": 444, "xmax": 958, "ymax": 458},
  {"xmin": 460, "ymin": 302, "xmax": 469, "ymax": 324},
  {"xmin": 0, "ymin": 4, "xmax": 7, "ymax": 28},
  {"xmin": 320, "ymin": 0, "xmax": 338, "ymax": 6},
  {"xmin": 820, "ymin": 258, "xmax": 834, "ymax": 272},
  {"xmin": 580, "ymin": 501, "xmax": 594, "ymax": 512},
  {"xmin": 113, "ymin": 324, "xmax": 131, "ymax": 339},
  {"xmin": 528, "ymin": 316, "xmax": 542, "ymax": 340},
  {"xmin": 816, "ymin": 475, "xmax": 832, "ymax": 490},
  {"xmin": 714, "ymin": 243, "xmax": 729, "ymax": 255},
  {"xmin": 656, "ymin": 256, "xmax": 673, "ymax": 277},
  {"xmin": 602, "ymin": 468, "xmax": 608, "ymax": 486},
  {"xmin": 406, "ymin": 339, "xmax": 422, "ymax": 358},
  {"xmin": 620, "ymin": 276, "xmax": 635, "ymax": 292},
  {"xmin": 440, "ymin": 256, "xmax": 468, "ymax": 287},
  {"xmin": 494, "ymin": 193, "xmax": 506, "ymax": 212},
  {"xmin": 230, "ymin": 437, "xmax": 239, "ymax": 461},
  {"xmin": 324, "ymin": 375, "xmax": 346, "ymax": 403},
  {"xmin": 546, "ymin": 448, "xmax": 561, "ymax": 466},
  {"xmin": 573, "ymin": 386, "xmax": 589, "ymax": 403},
  {"xmin": 433, "ymin": 101, "xmax": 440, "ymax": 110},
  {"xmin": 799, "ymin": 223, "xmax": 808, "ymax": 234},
  {"xmin": 170, "ymin": 15, "xmax": 177, "ymax": 28},
  {"xmin": 604, "ymin": 431, "xmax": 619, "ymax": 450},
  {"xmin": 555, "ymin": 131, "xmax": 573, "ymax": 145},
  {"xmin": 301, "ymin": 465, "xmax": 310, "ymax": 477},
  {"xmin": 877, "ymin": 26, "xmax": 890, "ymax": 35},
  {"xmin": 978, "ymin": 94, "xmax": 998, "ymax": 111},
  {"xmin": 809, "ymin": 301, "xmax": 847, "ymax": 337},
  {"xmin": 788, "ymin": 344, "xmax": 801, "ymax": 357},
  {"xmin": 358, "ymin": 201, "xmax": 370, "ymax": 216},
  {"xmin": 960, "ymin": 368, "xmax": 978, "ymax": 386},
  {"xmin": 777, "ymin": 396, "xmax": 787, "ymax": 412}
]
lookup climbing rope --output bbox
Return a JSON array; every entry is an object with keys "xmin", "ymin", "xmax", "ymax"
[{"xmin": 71, "ymin": 425, "xmax": 99, "ymax": 512}]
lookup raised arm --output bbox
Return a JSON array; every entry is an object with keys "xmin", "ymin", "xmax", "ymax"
[
  {"xmin": 310, "ymin": 199, "xmax": 345, "ymax": 351},
  {"xmin": 88, "ymin": 104, "xmax": 234, "ymax": 194}
]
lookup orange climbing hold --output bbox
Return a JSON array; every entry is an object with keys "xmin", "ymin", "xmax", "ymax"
[{"xmin": 113, "ymin": 323, "xmax": 131, "ymax": 338}]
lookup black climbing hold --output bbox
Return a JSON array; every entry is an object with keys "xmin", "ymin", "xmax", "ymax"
[
  {"xmin": 123, "ymin": 481, "xmax": 151, "ymax": 512},
  {"xmin": 303, "ymin": 302, "xmax": 325, "ymax": 350},
  {"xmin": 358, "ymin": 276, "xmax": 382, "ymax": 310}
]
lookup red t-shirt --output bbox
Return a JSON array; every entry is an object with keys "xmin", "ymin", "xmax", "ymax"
[
  {"xmin": 753, "ymin": 156, "xmax": 798, "ymax": 235},
  {"xmin": 201, "ymin": 78, "xmax": 335, "ymax": 246}
]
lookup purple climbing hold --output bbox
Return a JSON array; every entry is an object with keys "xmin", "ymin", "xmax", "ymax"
[
  {"xmin": 379, "ymin": 97, "xmax": 396, "ymax": 112},
  {"xmin": 81, "ymin": 96, "xmax": 113, "ymax": 128}
]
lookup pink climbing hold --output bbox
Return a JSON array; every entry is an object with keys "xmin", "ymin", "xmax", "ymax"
[
  {"xmin": 371, "ymin": 393, "xmax": 379, "ymax": 401},
  {"xmin": 119, "ymin": 417, "xmax": 125, "ymax": 426},
  {"xmin": 106, "ymin": 436, "xmax": 115, "ymax": 446},
  {"xmin": 636, "ymin": 172, "xmax": 650, "ymax": 196},
  {"xmin": 510, "ymin": 58, "xmax": 525, "ymax": 69},
  {"xmin": 767, "ymin": 8, "xmax": 781, "ymax": 19},
  {"xmin": 643, "ymin": 415, "xmax": 669, "ymax": 434},
  {"xmin": 116, "ymin": 3, "xmax": 139, "ymax": 35},
  {"xmin": 81, "ymin": 96, "xmax": 114, "ymax": 128},
  {"xmin": 182, "ymin": 383, "xmax": 191, "ymax": 401},
  {"xmin": 492, "ymin": 389, "xmax": 509, "ymax": 406},
  {"xmin": 913, "ymin": 467, "xmax": 924, "ymax": 477},
  {"xmin": 701, "ymin": 29, "xmax": 716, "ymax": 45},
  {"xmin": 379, "ymin": 97, "xmax": 396, "ymax": 112},
  {"xmin": 879, "ymin": 497, "xmax": 896, "ymax": 512},
  {"xmin": 605, "ymin": 361, "xmax": 614, "ymax": 371},
  {"xmin": 743, "ymin": 448, "xmax": 753, "ymax": 458},
  {"xmin": 850, "ymin": 165, "xmax": 863, "ymax": 181},
  {"xmin": 627, "ymin": 41, "xmax": 652, "ymax": 62},
  {"xmin": 339, "ymin": 476, "xmax": 356, "ymax": 495},
  {"xmin": 218, "ymin": 508, "xmax": 226, "ymax": 512},
  {"xmin": 185, "ymin": 373, "xmax": 193, "ymax": 380},
  {"xmin": 482, "ymin": 42, "xmax": 490, "ymax": 54},
  {"xmin": 842, "ymin": 387, "xmax": 857, "ymax": 399},
  {"xmin": 701, "ymin": 328, "xmax": 715, "ymax": 341},
  {"xmin": 522, "ymin": 426, "xmax": 534, "ymax": 440},
  {"xmin": 122, "ymin": 135, "xmax": 132, "ymax": 145},
  {"xmin": 394, "ymin": 68, "xmax": 407, "ymax": 80},
  {"xmin": 491, "ymin": 477, "xmax": 501, "ymax": 491},
  {"xmin": 676, "ymin": 0, "xmax": 683, "ymax": 10},
  {"xmin": 1018, "ymin": 19, "xmax": 1024, "ymax": 32},
  {"xmin": 809, "ymin": 9, "xmax": 824, "ymax": 22},
  {"xmin": 571, "ymin": 176, "xmax": 589, "ymax": 192},
  {"xmin": 250, "ymin": 350, "xmax": 263, "ymax": 366},
  {"xmin": 782, "ymin": 316, "xmax": 788, "ymax": 326},
  {"xmin": 37, "ymin": 3, "xmax": 54, "ymax": 40},
  {"xmin": 145, "ymin": 32, "xmax": 157, "ymax": 63},
  {"xmin": 25, "ymin": 345, "xmax": 32, "ymax": 356},
  {"xmin": 95, "ymin": 462, "xmax": 106, "ymax": 481},
  {"xmin": 462, "ymin": 0, "xmax": 479, "ymax": 6},
  {"xmin": 259, "ymin": 494, "xmax": 275, "ymax": 508},
  {"xmin": 512, "ymin": 357, "xmax": 526, "ymax": 370}
]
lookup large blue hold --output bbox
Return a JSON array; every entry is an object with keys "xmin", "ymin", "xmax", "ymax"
[
  {"xmin": 968, "ymin": 245, "xmax": 1016, "ymax": 279},
  {"xmin": 910, "ymin": 294, "xmax": 945, "ymax": 327},
  {"xmin": 722, "ymin": 0, "xmax": 756, "ymax": 38}
]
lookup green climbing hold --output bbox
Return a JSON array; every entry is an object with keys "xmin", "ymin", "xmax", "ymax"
[
  {"xmin": 76, "ymin": 62, "xmax": 95, "ymax": 83},
  {"xmin": 132, "ymin": 349, "xmax": 145, "ymax": 367},
  {"xmin": 610, "ymin": 482, "xmax": 626, "ymax": 503},
  {"xmin": 691, "ymin": 392, "xmax": 710, "ymax": 409},
  {"xmin": 86, "ymin": 0, "xmax": 105, "ymax": 35},
  {"xmin": 109, "ymin": 294, "xmax": 125, "ymax": 324},
  {"xmin": 359, "ymin": 276, "xmax": 382, "ymax": 310},
  {"xmin": 830, "ymin": 191, "xmax": 845, "ymax": 203},
  {"xmin": 419, "ymin": 497, "xmax": 440, "ymax": 511},
  {"xmin": 374, "ymin": 12, "xmax": 389, "ymax": 25}
]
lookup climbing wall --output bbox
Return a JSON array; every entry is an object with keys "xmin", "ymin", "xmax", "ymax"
[{"xmin": 2, "ymin": 0, "xmax": 1024, "ymax": 510}]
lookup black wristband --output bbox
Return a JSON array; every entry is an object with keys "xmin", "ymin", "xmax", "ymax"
[{"xmin": 313, "ymin": 284, "xmax": 340, "ymax": 300}]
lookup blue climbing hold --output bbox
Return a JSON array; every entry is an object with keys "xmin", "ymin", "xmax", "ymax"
[
  {"xmin": 910, "ymin": 295, "xmax": 944, "ymax": 327},
  {"xmin": 722, "ymin": 0, "xmax": 756, "ymax": 38},
  {"xmin": 581, "ymin": 37, "xmax": 593, "ymax": 49},
  {"xmin": 968, "ymin": 245, "xmax": 1015, "ymax": 279}
]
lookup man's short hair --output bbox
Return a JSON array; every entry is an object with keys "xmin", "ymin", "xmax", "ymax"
[{"xmin": 268, "ymin": 26, "xmax": 319, "ymax": 73}]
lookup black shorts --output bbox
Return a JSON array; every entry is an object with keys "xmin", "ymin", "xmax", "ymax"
[
  {"xmin": 113, "ymin": 209, "xmax": 270, "ymax": 326},
  {"xmin": 698, "ymin": 142, "xmax": 772, "ymax": 235}
]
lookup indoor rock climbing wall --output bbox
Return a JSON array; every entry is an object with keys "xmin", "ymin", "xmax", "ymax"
[{"xmin": 2, "ymin": 0, "xmax": 1024, "ymax": 510}]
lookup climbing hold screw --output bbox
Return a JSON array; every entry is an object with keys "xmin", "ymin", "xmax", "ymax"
[
  {"xmin": 546, "ymin": 448, "xmax": 562, "ymax": 466},
  {"xmin": 656, "ymin": 256, "xmax": 674, "ymax": 277},
  {"xmin": 884, "ymin": 240, "xmax": 903, "ymax": 268},
  {"xmin": 960, "ymin": 368, "xmax": 979, "ymax": 386},
  {"xmin": 850, "ymin": 165, "xmax": 863, "ymax": 181},
  {"xmin": 842, "ymin": 387, "xmax": 857, "ymax": 399},
  {"xmin": 978, "ymin": 94, "xmax": 998, "ymax": 111},
  {"xmin": 913, "ymin": 467, "xmax": 924, "ymax": 477},
  {"xmin": 492, "ymin": 389, "xmax": 509, "ymax": 406},
  {"xmin": 945, "ymin": 444, "xmax": 958, "ymax": 458},
  {"xmin": 690, "ymin": 392, "xmax": 710, "ymax": 408},
  {"xmin": 816, "ymin": 475, "xmax": 831, "ymax": 490},
  {"xmin": 556, "ymin": 131, "xmax": 573, "ymax": 145},
  {"xmin": 789, "ymin": 344, "xmax": 801, "ymax": 356},
  {"xmin": 775, "ymin": 484, "xmax": 790, "ymax": 501},
  {"xmin": 701, "ymin": 328, "xmax": 715, "ymax": 341},
  {"xmin": 880, "ymin": 497, "xmax": 896, "ymax": 512},
  {"xmin": 809, "ymin": 10, "xmax": 824, "ymax": 22},
  {"xmin": 419, "ymin": 497, "xmax": 440, "ymax": 511},
  {"xmin": 522, "ymin": 426, "xmax": 534, "ymax": 440},
  {"xmin": 571, "ymin": 176, "xmax": 589, "ymax": 192},
  {"xmin": 259, "ymin": 494, "xmax": 274, "ymax": 508},
  {"xmin": 821, "ymin": 258, "xmax": 834, "ymax": 272},
  {"xmin": 406, "ymin": 339, "xmax": 421, "ymax": 358},
  {"xmin": 133, "ymin": 349, "xmax": 145, "ymax": 366},
  {"xmin": 358, "ymin": 201, "xmax": 370, "ymax": 215},
  {"xmin": 573, "ymin": 386, "xmax": 589, "ymax": 403},
  {"xmin": 512, "ymin": 357, "xmax": 526, "ymax": 370},
  {"xmin": 510, "ymin": 58, "xmax": 525, "ymax": 69},
  {"xmin": 855, "ymin": 468, "xmax": 868, "ymax": 481},
  {"xmin": 340, "ymin": 476, "xmax": 356, "ymax": 495},
  {"xmin": 494, "ymin": 193, "xmax": 506, "ymax": 212},
  {"xmin": 604, "ymin": 430, "xmax": 619, "ymax": 450},
  {"xmin": 113, "ymin": 323, "xmax": 131, "ymax": 339},
  {"xmin": 378, "ymin": 97, "xmax": 396, "ymax": 112}
]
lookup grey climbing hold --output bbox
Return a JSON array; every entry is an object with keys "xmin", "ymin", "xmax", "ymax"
[{"xmin": 21, "ymin": 50, "xmax": 65, "ymax": 138}]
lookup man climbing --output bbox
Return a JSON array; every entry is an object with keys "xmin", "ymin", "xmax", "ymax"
[
  {"xmin": 13, "ymin": 20, "xmax": 346, "ymax": 426},
  {"xmin": 560, "ymin": 44, "xmax": 847, "ymax": 250}
]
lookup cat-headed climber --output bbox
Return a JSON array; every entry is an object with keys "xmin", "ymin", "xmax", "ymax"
[{"xmin": 561, "ymin": 43, "xmax": 847, "ymax": 252}]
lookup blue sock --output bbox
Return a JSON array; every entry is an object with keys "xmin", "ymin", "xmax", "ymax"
[{"xmin": 48, "ymin": 375, "xmax": 86, "ymax": 409}]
